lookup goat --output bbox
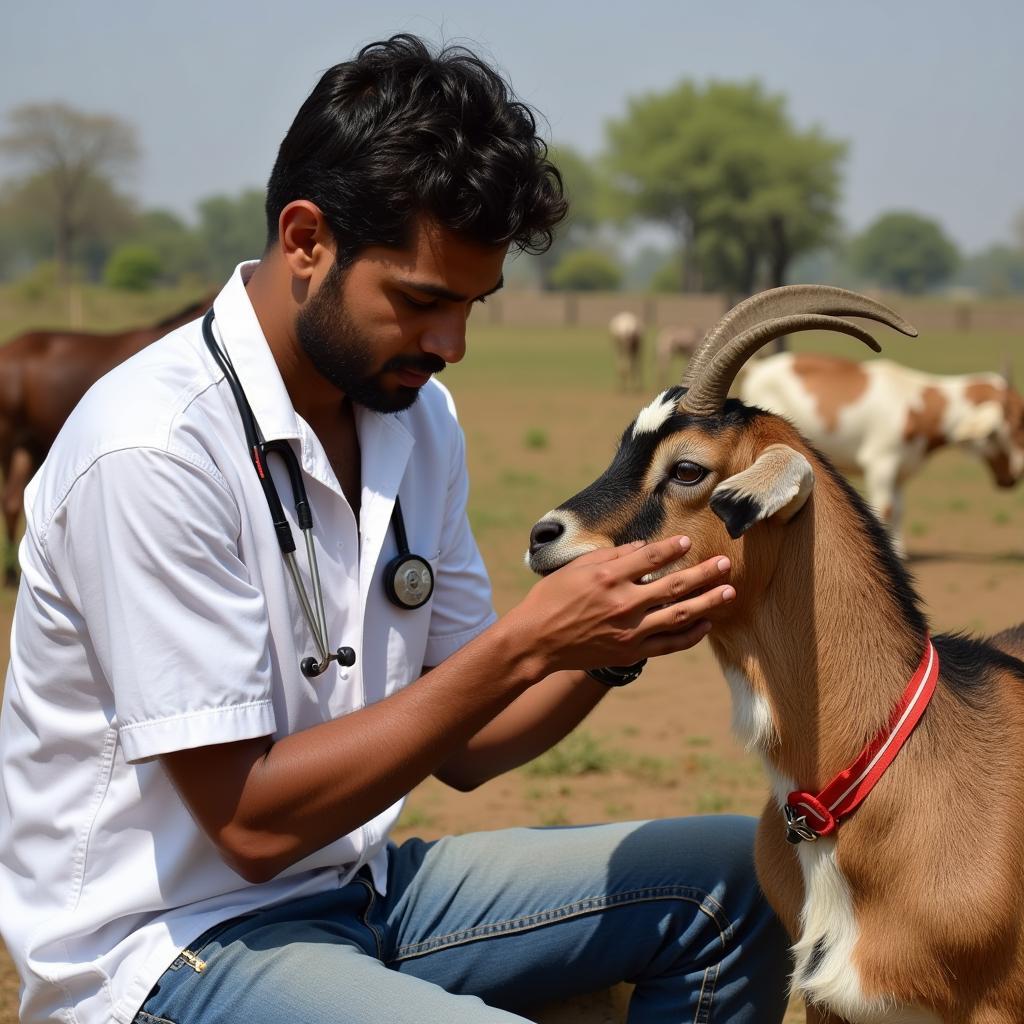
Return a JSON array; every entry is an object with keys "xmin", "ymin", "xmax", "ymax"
[
  {"xmin": 655, "ymin": 324, "xmax": 703, "ymax": 388},
  {"xmin": 739, "ymin": 352, "xmax": 1024, "ymax": 556},
  {"xmin": 609, "ymin": 311, "xmax": 644, "ymax": 392},
  {"xmin": 527, "ymin": 286, "xmax": 1024, "ymax": 1023}
]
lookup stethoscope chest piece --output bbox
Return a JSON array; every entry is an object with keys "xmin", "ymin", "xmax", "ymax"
[{"xmin": 384, "ymin": 553, "xmax": 434, "ymax": 609}]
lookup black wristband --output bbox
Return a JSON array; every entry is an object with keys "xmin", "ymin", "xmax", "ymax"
[{"xmin": 585, "ymin": 659, "xmax": 647, "ymax": 687}]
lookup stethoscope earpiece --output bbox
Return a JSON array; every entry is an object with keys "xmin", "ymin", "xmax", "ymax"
[
  {"xmin": 301, "ymin": 646, "xmax": 357, "ymax": 677},
  {"xmin": 202, "ymin": 309, "xmax": 434, "ymax": 681}
]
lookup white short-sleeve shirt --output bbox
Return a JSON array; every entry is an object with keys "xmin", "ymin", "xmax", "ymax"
[{"xmin": 0, "ymin": 263, "xmax": 497, "ymax": 1024}]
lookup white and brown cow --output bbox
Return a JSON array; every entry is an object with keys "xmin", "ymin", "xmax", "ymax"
[{"xmin": 739, "ymin": 352, "xmax": 1024, "ymax": 554}]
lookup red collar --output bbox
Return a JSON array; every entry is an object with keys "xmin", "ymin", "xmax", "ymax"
[{"xmin": 784, "ymin": 637, "xmax": 939, "ymax": 844}]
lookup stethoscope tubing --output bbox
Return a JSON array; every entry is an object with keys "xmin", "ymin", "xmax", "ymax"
[{"xmin": 201, "ymin": 308, "xmax": 433, "ymax": 679}]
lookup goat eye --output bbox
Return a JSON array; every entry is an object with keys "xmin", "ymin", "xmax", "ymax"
[{"xmin": 672, "ymin": 461, "xmax": 707, "ymax": 485}]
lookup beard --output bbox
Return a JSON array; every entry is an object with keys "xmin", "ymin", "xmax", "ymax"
[{"xmin": 295, "ymin": 261, "xmax": 444, "ymax": 413}]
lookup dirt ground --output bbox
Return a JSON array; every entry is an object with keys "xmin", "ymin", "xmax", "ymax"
[{"xmin": 0, "ymin": 317, "xmax": 1021, "ymax": 1023}]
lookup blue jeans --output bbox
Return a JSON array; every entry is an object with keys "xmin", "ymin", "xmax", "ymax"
[{"xmin": 135, "ymin": 817, "xmax": 789, "ymax": 1023}]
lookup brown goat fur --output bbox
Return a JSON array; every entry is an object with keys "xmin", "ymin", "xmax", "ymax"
[{"xmin": 529, "ymin": 386, "xmax": 1024, "ymax": 1022}]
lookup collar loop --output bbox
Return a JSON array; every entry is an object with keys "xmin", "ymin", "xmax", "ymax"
[{"xmin": 784, "ymin": 637, "xmax": 939, "ymax": 843}]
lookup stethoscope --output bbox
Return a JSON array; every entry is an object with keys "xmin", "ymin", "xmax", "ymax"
[{"xmin": 202, "ymin": 309, "xmax": 434, "ymax": 678}]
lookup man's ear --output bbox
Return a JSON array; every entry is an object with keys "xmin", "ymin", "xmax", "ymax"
[
  {"xmin": 709, "ymin": 444, "xmax": 814, "ymax": 539},
  {"xmin": 278, "ymin": 200, "xmax": 333, "ymax": 281}
]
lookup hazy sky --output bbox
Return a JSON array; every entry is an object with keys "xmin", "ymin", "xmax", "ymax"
[{"xmin": 2, "ymin": 1, "xmax": 1021, "ymax": 253}]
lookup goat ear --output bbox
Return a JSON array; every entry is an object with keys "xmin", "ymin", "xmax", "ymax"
[
  {"xmin": 710, "ymin": 444, "xmax": 814, "ymax": 539},
  {"xmin": 950, "ymin": 400, "xmax": 1003, "ymax": 443}
]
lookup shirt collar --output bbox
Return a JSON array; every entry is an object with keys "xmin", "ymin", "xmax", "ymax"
[
  {"xmin": 210, "ymin": 261, "xmax": 302, "ymax": 442},
  {"xmin": 208, "ymin": 261, "xmax": 416, "ymax": 505}
]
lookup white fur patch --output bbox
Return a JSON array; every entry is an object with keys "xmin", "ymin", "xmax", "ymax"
[
  {"xmin": 760, "ymin": 770, "xmax": 941, "ymax": 1024},
  {"xmin": 794, "ymin": 846, "xmax": 942, "ymax": 1022},
  {"xmin": 631, "ymin": 390, "xmax": 676, "ymax": 438},
  {"xmin": 722, "ymin": 666, "xmax": 778, "ymax": 752}
]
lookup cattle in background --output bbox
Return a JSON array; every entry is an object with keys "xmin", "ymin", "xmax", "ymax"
[
  {"xmin": 655, "ymin": 324, "xmax": 703, "ymax": 387},
  {"xmin": 608, "ymin": 311, "xmax": 644, "ymax": 392},
  {"xmin": 739, "ymin": 352, "xmax": 1024, "ymax": 555}
]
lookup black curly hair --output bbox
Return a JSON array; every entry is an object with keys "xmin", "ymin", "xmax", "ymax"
[{"xmin": 265, "ymin": 34, "xmax": 568, "ymax": 263}]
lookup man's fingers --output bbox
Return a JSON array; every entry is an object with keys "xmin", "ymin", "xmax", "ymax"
[
  {"xmin": 640, "ymin": 618, "xmax": 713, "ymax": 657},
  {"xmin": 642, "ymin": 583, "xmax": 736, "ymax": 634},
  {"xmin": 610, "ymin": 535, "xmax": 692, "ymax": 578},
  {"xmin": 564, "ymin": 545, "xmax": 622, "ymax": 568},
  {"xmin": 646, "ymin": 555, "xmax": 732, "ymax": 606}
]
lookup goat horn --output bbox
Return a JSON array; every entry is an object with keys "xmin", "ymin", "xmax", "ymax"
[
  {"xmin": 679, "ymin": 313, "xmax": 907, "ymax": 416},
  {"xmin": 680, "ymin": 285, "xmax": 917, "ymax": 387}
]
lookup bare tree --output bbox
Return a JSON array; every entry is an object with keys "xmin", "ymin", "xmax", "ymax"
[{"xmin": 0, "ymin": 103, "xmax": 139, "ymax": 283}]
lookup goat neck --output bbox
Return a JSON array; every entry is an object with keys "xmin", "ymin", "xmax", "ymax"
[{"xmin": 708, "ymin": 446, "xmax": 927, "ymax": 794}]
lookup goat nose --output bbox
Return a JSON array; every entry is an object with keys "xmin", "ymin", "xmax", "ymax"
[{"xmin": 529, "ymin": 519, "xmax": 565, "ymax": 554}]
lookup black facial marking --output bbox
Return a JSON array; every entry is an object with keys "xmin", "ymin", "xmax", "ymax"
[
  {"xmin": 557, "ymin": 393, "xmax": 767, "ymax": 531},
  {"xmin": 709, "ymin": 489, "xmax": 763, "ymax": 539},
  {"xmin": 548, "ymin": 384, "xmax": 1024, "ymax": 720},
  {"xmin": 610, "ymin": 493, "xmax": 667, "ymax": 546}
]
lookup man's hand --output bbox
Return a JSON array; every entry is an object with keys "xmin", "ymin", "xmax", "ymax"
[
  {"xmin": 161, "ymin": 536, "xmax": 733, "ymax": 881},
  {"xmin": 508, "ymin": 535, "xmax": 733, "ymax": 677}
]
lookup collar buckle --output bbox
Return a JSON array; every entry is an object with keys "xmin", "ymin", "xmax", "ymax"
[{"xmin": 784, "ymin": 804, "xmax": 821, "ymax": 845}]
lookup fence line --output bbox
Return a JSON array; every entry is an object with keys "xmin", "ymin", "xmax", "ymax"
[{"xmin": 484, "ymin": 291, "xmax": 1024, "ymax": 334}]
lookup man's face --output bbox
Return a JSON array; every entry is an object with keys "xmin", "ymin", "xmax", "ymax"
[{"xmin": 296, "ymin": 216, "xmax": 507, "ymax": 412}]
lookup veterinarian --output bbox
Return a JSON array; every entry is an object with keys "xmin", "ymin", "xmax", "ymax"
[{"xmin": 0, "ymin": 35, "xmax": 789, "ymax": 1024}]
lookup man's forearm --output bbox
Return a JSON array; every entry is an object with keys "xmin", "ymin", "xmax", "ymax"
[
  {"xmin": 432, "ymin": 669, "xmax": 611, "ymax": 791},
  {"xmin": 163, "ymin": 539, "xmax": 731, "ymax": 883},
  {"xmin": 163, "ymin": 616, "xmax": 548, "ymax": 882}
]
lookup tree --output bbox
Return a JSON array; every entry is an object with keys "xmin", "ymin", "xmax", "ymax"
[
  {"xmin": 196, "ymin": 189, "xmax": 267, "ymax": 281},
  {"xmin": 852, "ymin": 212, "xmax": 959, "ymax": 294},
  {"xmin": 604, "ymin": 80, "xmax": 845, "ymax": 295},
  {"xmin": 755, "ymin": 131, "xmax": 846, "ymax": 289},
  {"xmin": 131, "ymin": 209, "xmax": 207, "ymax": 284},
  {"xmin": 532, "ymin": 144, "xmax": 604, "ymax": 288},
  {"xmin": 954, "ymin": 244, "xmax": 1024, "ymax": 297},
  {"xmin": 548, "ymin": 249, "xmax": 622, "ymax": 291},
  {"xmin": 0, "ymin": 103, "xmax": 140, "ymax": 284},
  {"xmin": 650, "ymin": 256, "xmax": 683, "ymax": 293},
  {"xmin": 0, "ymin": 170, "xmax": 137, "ymax": 283},
  {"xmin": 549, "ymin": 144, "xmax": 602, "ymax": 235},
  {"xmin": 105, "ymin": 244, "xmax": 162, "ymax": 291}
]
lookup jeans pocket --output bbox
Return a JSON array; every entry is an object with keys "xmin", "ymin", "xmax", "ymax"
[{"xmin": 134, "ymin": 1011, "xmax": 178, "ymax": 1024}]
